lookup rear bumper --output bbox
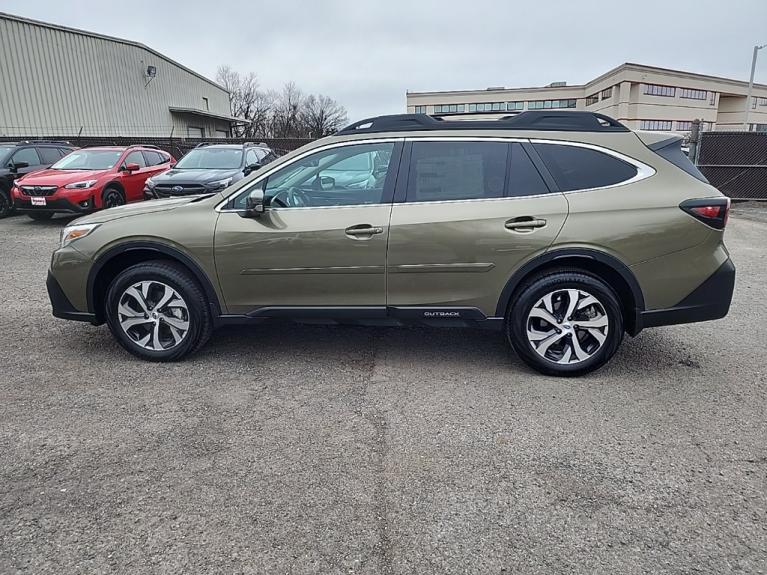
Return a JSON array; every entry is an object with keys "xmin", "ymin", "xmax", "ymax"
[
  {"xmin": 47, "ymin": 271, "xmax": 96, "ymax": 323},
  {"xmin": 635, "ymin": 258, "xmax": 735, "ymax": 331}
]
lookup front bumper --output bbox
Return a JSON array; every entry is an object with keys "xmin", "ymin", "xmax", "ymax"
[
  {"xmin": 47, "ymin": 271, "xmax": 96, "ymax": 323},
  {"xmin": 14, "ymin": 190, "xmax": 95, "ymax": 213},
  {"xmin": 636, "ymin": 258, "xmax": 735, "ymax": 331}
]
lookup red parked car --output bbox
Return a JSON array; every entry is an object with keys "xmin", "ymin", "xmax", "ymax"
[{"xmin": 11, "ymin": 145, "xmax": 175, "ymax": 220}]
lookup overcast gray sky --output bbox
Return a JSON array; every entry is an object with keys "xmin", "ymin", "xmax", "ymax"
[{"xmin": 2, "ymin": 0, "xmax": 766, "ymax": 121}]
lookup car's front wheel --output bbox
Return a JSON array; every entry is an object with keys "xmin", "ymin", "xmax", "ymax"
[
  {"xmin": 506, "ymin": 270, "xmax": 624, "ymax": 377},
  {"xmin": 105, "ymin": 261, "xmax": 213, "ymax": 361}
]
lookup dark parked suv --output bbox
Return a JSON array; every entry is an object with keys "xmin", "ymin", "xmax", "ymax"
[
  {"xmin": 0, "ymin": 140, "xmax": 77, "ymax": 217},
  {"xmin": 144, "ymin": 142, "xmax": 276, "ymax": 198}
]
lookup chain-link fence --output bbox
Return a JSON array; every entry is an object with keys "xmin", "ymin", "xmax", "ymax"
[
  {"xmin": 694, "ymin": 131, "xmax": 767, "ymax": 200},
  {"xmin": 0, "ymin": 135, "xmax": 316, "ymax": 159}
]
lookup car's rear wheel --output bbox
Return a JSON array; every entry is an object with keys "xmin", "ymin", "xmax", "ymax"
[
  {"xmin": 105, "ymin": 261, "xmax": 213, "ymax": 361},
  {"xmin": 27, "ymin": 212, "xmax": 54, "ymax": 221},
  {"xmin": 102, "ymin": 187, "xmax": 125, "ymax": 209},
  {"xmin": 0, "ymin": 188, "xmax": 11, "ymax": 219},
  {"xmin": 506, "ymin": 270, "xmax": 624, "ymax": 377}
]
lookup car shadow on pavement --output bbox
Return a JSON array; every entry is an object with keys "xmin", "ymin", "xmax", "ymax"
[{"xmin": 57, "ymin": 321, "xmax": 704, "ymax": 381}]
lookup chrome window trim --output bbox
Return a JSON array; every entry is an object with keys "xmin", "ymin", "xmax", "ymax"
[
  {"xmin": 216, "ymin": 135, "xmax": 655, "ymax": 211},
  {"xmin": 215, "ymin": 138, "xmax": 403, "ymax": 212}
]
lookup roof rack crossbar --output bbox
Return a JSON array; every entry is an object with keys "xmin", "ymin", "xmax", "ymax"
[{"xmin": 337, "ymin": 111, "xmax": 629, "ymax": 134}]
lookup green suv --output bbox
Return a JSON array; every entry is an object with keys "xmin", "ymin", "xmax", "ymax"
[{"xmin": 46, "ymin": 112, "xmax": 735, "ymax": 376}]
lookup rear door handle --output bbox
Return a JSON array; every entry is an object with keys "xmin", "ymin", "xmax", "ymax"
[
  {"xmin": 505, "ymin": 217, "xmax": 547, "ymax": 232},
  {"xmin": 345, "ymin": 224, "xmax": 384, "ymax": 239}
]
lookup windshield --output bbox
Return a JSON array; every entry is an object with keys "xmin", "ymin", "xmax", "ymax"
[
  {"xmin": 51, "ymin": 149, "xmax": 122, "ymax": 170},
  {"xmin": 174, "ymin": 148, "xmax": 242, "ymax": 170}
]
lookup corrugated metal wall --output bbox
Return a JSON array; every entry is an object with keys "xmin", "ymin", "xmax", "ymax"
[{"xmin": 0, "ymin": 14, "xmax": 231, "ymax": 138}]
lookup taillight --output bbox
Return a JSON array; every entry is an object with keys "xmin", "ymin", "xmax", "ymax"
[{"xmin": 680, "ymin": 197, "xmax": 730, "ymax": 230}]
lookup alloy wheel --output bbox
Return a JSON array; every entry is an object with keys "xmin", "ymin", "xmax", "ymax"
[
  {"xmin": 526, "ymin": 288, "xmax": 609, "ymax": 365},
  {"xmin": 104, "ymin": 190, "xmax": 124, "ymax": 209},
  {"xmin": 117, "ymin": 281, "xmax": 190, "ymax": 351}
]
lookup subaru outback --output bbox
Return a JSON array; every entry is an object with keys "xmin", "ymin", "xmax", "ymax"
[{"xmin": 46, "ymin": 112, "xmax": 735, "ymax": 376}]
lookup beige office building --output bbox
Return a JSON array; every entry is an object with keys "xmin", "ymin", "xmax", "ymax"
[{"xmin": 406, "ymin": 62, "xmax": 767, "ymax": 134}]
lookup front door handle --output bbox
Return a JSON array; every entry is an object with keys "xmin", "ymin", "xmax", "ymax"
[
  {"xmin": 345, "ymin": 224, "xmax": 384, "ymax": 239},
  {"xmin": 505, "ymin": 217, "xmax": 547, "ymax": 232}
]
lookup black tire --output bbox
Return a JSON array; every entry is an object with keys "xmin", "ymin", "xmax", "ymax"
[
  {"xmin": 102, "ymin": 186, "xmax": 125, "ymax": 209},
  {"xmin": 0, "ymin": 188, "xmax": 11, "ymax": 219},
  {"xmin": 105, "ymin": 260, "xmax": 213, "ymax": 361},
  {"xmin": 506, "ymin": 269, "xmax": 624, "ymax": 377},
  {"xmin": 27, "ymin": 212, "xmax": 54, "ymax": 221}
]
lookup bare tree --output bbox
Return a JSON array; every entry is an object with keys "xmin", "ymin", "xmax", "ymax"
[
  {"xmin": 217, "ymin": 66, "xmax": 349, "ymax": 139},
  {"xmin": 270, "ymin": 82, "xmax": 305, "ymax": 138},
  {"xmin": 300, "ymin": 94, "xmax": 348, "ymax": 138},
  {"xmin": 216, "ymin": 65, "xmax": 261, "ymax": 137}
]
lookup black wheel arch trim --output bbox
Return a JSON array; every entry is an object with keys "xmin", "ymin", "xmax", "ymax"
[
  {"xmin": 494, "ymin": 247, "xmax": 646, "ymax": 331},
  {"xmin": 86, "ymin": 241, "xmax": 222, "ymax": 323}
]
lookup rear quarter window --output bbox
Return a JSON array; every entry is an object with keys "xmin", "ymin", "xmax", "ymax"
[{"xmin": 534, "ymin": 143, "xmax": 638, "ymax": 191}]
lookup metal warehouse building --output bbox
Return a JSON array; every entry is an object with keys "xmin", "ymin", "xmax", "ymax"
[{"xmin": 0, "ymin": 12, "xmax": 243, "ymax": 138}]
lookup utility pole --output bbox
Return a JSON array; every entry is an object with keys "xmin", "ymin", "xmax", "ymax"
[{"xmin": 744, "ymin": 43, "xmax": 766, "ymax": 130}]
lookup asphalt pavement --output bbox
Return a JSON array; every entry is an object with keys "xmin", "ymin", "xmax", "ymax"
[{"xmin": 0, "ymin": 205, "xmax": 765, "ymax": 574}]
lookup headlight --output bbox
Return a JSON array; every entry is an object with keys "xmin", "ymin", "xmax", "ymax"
[
  {"xmin": 64, "ymin": 180, "xmax": 98, "ymax": 189},
  {"xmin": 60, "ymin": 223, "xmax": 99, "ymax": 247},
  {"xmin": 206, "ymin": 177, "xmax": 233, "ymax": 190},
  {"xmin": 145, "ymin": 177, "xmax": 156, "ymax": 189}
]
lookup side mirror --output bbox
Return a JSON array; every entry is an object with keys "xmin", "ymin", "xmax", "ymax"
[
  {"xmin": 320, "ymin": 175, "xmax": 335, "ymax": 191},
  {"xmin": 11, "ymin": 161, "xmax": 29, "ymax": 171},
  {"xmin": 240, "ymin": 189, "xmax": 265, "ymax": 218},
  {"xmin": 244, "ymin": 162, "xmax": 262, "ymax": 175},
  {"xmin": 122, "ymin": 162, "xmax": 140, "ymax": 172}
]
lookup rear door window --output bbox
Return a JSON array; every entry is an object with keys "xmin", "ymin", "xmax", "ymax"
[
  {"xmin": 406, "ymin": 141, "xmax": 508, "ymax": 202},
  {"xmin": 142, "ymin": 150, "xmax": 165, "ymax": 166},
  {"xmin": 38, "ymin": 147, "xmax": 62, "ymax": 164},
  {"xmin": 533, "ymin": 143, "xmax": 638, "ymax": 191}
]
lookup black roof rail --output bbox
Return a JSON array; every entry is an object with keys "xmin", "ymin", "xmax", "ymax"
[
  {"xmin": 18, "ymin": 139, "xmax": 74, "ymax": 146},
  {"xmin": 337, "ymin": 111, "xmax": 629, "ymax": 135}
]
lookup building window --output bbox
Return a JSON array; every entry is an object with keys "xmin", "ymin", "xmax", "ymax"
[
  {"xmin": 414, "ymin": 106, "xmax": 427, "ymax": 114},
  {"xmin": 433, "ymin": 104, "xmax": 466, "ymax": 114},
  {"xmin": 202, "ymin": 97, "xmax": 209, "ymax": 110},
  {"xmin": 749, "ymin": 123, "xmax": 767, "ymax": 132},
  {"xmin": 467, "ymin": 102, "xmax": 506, "ymax": 113},
  {"xmin": 679, "ymin": 88, "xmax": 707, "ymax": 100},
  {"xmin": 187, "ymin": 126, "xmax": 204, "ymax": 138},
  {"xmin": 506, "ymin": 101, "xmax": 524, "ymax": 111},
  {"xmin": 709, "ymin": 92, "xmax": 716, "ymax": 106},
  {"xmin": 675, "ymin": 121, "xmax": 692, "ymax": 131},
  {"xmin": 643, "ymin": 84, "xmax": 676, "ymax": 97},
  {"xmin": 639, "ymin": 120, "xmax": 673, "ymax": 131},
  {"xmin": 600, "ymin": 87, "xmax": 613, "ymax": 99},
  {"xmin": 527, "ymin": 99, "xmax": 576, "ymax": 110},
  {"xmin": 585, "ymin": 93, "xmax": 599, "ymax": 106}
]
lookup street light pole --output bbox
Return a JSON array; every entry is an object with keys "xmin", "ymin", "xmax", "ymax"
[{"xmin": 744, "ymin": 43, "xmax": 766, "ymax": 130}]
